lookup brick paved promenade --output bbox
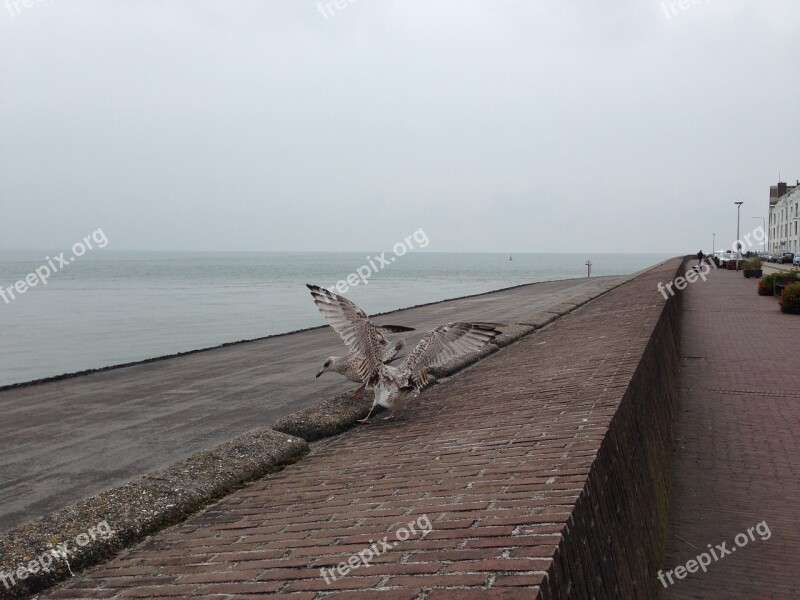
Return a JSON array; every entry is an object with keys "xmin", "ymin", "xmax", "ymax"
[
  {"xmin": 664, "ymin": 267, "xmax": 800, "ymax": 598},
  {"xmin": 42, "ymin": 262, "xmax": 680, "ymax": 599}
]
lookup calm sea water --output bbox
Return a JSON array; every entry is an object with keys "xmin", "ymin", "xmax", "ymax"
[{"xmin": 0, "ymin": 251, "xmax": 671, "ymax": 386}]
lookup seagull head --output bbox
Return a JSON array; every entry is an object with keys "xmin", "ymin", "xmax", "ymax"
[{"xmin": 316, "ymin": 357, "xmax": 336, "ymax": 378}]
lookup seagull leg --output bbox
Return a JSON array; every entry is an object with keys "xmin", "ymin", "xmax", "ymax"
[
  {"xmin": 382, "ymin": 412, "xmax": 395, "ymax": 421},
  {"xmin": 357, "ymin": 406, "xmax": 375, "ymax": 424}
]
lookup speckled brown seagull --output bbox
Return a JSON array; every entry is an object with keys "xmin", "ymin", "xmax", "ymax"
[
  {"xmin": 307, "ymin": 284, "xmax": 413, "ymax": 399},
  {"xmin": 306, "ymin": 284, "xmax": 502, "ymax": 423}
]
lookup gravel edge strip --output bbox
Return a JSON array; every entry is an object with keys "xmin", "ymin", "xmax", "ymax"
[{"xmin": 0, "ymin": 430, "xmax": 308, "ymax": 599}]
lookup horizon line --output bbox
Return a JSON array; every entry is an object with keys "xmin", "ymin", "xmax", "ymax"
[{"xmin": 0, "ymin": 249, "xmax": 682, "ymax": 256}]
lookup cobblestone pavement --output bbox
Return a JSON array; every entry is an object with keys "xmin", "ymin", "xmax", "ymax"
[{"xmin": 664, "ymin": 268, "xmax": 800, "ymax": 599}]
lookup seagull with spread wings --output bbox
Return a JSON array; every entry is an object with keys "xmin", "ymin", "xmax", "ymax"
[
  {"xmin": 308, "ymin": 285, "xmax": 413, "ymax": 400},
  {"xmin": 306, "ymin": 284, "xmax": 502, "ymax": 423}
]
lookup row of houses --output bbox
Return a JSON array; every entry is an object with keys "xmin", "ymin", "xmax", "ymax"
[{"xmin": 768, "ymin": 180, "xmax": 800, "ymax": 253}]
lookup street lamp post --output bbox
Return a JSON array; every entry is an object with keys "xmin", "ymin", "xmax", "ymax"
[
  {"xmin": 712, "ymin": 233, "xmax": 716, "ymax": 256},
  {"xmin": 735, "ymin": 202, "xmax": 744, "ymax": 270},
  {"xmin": 751, "ymin": 217, "xmax": 766, "ymax": 253}
]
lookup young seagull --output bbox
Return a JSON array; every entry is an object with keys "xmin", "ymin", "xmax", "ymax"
[
  {"xmin": 306, "ymin": 284, "xmax": 502, "ymax": 423},
  {"xmin": 316, "ymin": 338, "xmax": 407, "ymax": 401},
  {"xmin": 307, "ymin": 285, "xmax": 414, "ymax": 399}
]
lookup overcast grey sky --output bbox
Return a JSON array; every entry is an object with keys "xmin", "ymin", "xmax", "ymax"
[{"xmin": 1, "ymin": 1, "xmax": 798, "ymax": 253}]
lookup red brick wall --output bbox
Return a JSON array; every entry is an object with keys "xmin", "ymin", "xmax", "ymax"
[{"xmin": 538, "ymin": 258, "xmax": 687, "ymax": 599}]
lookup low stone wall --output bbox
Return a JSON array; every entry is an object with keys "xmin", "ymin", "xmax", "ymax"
[{"xmin": 539, "ymin": 257, "xmax": 688, "ymax": 599}]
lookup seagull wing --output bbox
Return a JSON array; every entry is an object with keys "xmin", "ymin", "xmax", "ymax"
[{"xmin": 397, "ymin": 322, "xmax": 501, "ymax": 389}]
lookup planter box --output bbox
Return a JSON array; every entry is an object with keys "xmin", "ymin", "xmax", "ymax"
[
  {"xmin": 774, "ymin": 275, "xmax": 800, "ymax": 297},
  {"xmin": 743, "ymin": 269, "xmax": 762, "ymax": 278}
]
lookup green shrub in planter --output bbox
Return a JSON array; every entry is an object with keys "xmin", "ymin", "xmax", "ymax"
[
  {"xmin": 780, "ymin": 281, "xmax": 800, "ymax": 314},
  {"xmin": 744, "ymin": 256, "xmax": 762, "ymax": 270},
  {"xmin": 758, "ymin": 273, "xmax": 776, "ymax": 296}
]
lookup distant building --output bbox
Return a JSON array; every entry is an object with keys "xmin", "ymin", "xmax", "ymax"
[
  {"xmin": 769, "ymin": 181, "xmax": 800, "ymax": 252},
  {"xmin": 769, "ymin": 181, "xmax": 797, "ymax": 208}
]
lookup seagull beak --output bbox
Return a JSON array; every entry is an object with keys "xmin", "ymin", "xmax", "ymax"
[{"xmin": 315, "ymin": 369, "xmax": 324, "ymax": 378}]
